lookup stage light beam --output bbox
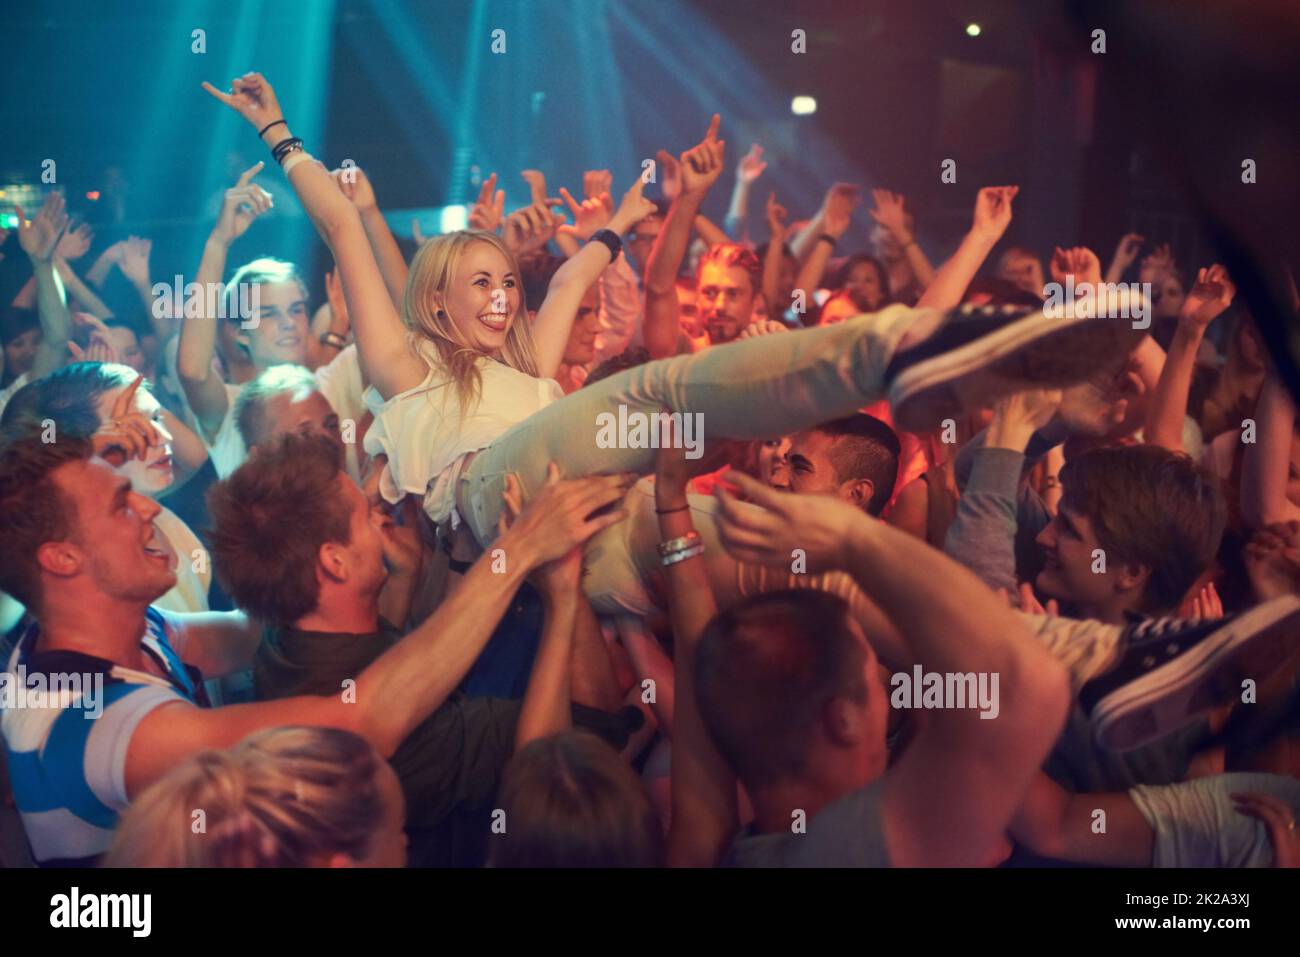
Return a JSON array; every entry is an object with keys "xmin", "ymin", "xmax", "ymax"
[{"xmin": 791, "ymin": 95, "xmax": 817, "ymax": 115}]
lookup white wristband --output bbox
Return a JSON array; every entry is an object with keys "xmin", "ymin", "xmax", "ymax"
[{"xmin": 280, "ymin": 151, "xmax": 312, "ymax": 176}]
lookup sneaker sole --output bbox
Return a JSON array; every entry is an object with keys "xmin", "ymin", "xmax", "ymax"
[
  {"xmin": 888, "ymin": 299, "xmax": 1149, "ymax": 432},
  {"xmin": 1092, "ymin": 595, "xmax": 1300, "ymax": 753}
]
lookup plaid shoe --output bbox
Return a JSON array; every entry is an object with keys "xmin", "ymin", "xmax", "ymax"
[
  {"xmin": 1081, "ymin": 595, "xmax": 1300, "ymax": 753},
  {"xmin": 886, "ymin": 292, "xmax": 1149, "ymax": 432}
]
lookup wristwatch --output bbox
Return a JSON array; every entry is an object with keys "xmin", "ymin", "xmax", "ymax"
[{"xmin": 319, "ymin": 331, "xmax": 347, "ymax": 350}]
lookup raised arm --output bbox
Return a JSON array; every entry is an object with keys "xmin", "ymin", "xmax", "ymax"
[
  {"xmin": 202, "ymin": 73, "xmax": 426, "ymax": 400},
  {"xmin": 125, "ymin": 468, "xmax": 634, "ymax": 796},
  {"xmin": 796, "ymin": 183, "xmax": 858, "ymax": 310},
  {"xmin": 531, "ymin": 175, "xmax": 655, "ymax": 378},
  {"xmin": 714, "ymin": 472, "xmax": 1070, "ymax": 868},
  {"xmin": 1145, "ymin": 265, "xmax": 1235, "ymax": 451},
  {"xmin": 332, "ymin": 166, "xmax": 407, "ymax": 311},
  {"xmin": 643, "ymin": 116, "xmax": 726, "ymax": 359},
  {"xmin": 917, "ymin": 186, "xmax": 1018, "ymax": 310},
  {"xmin": 761, "ymin": 192, "xmax": 789, "ymax": 319},
  {"xmin": 656, "ymin": 441, "xmax": 740, "ymax": 867},
  {"xmin": 177, "ymin": 161, "xmax": 272, "ymax": 438},
  {"xmin": 724, "ymin": 143, "xmax": 765, "ymax": 242},
  {"xmin": 15, "ymin": 193, "xmax": 73, "ymax": 380},
  {"xmin": 869, "ymin": 189, "xmax": 935, "ymax": 291}
]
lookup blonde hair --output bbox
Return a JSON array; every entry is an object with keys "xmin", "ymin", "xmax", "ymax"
[
  {"xmin": 104, "ymin": 726, "xmax": 389, "ymax": 868},
  {"xmin": 403, "ymin": 229, "xmax": 540, "ymax": 413}
]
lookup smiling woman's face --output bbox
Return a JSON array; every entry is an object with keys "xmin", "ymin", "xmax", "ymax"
[{"xmin": 438, "ymin": 241, "xmax": 521, "ymax": 356}]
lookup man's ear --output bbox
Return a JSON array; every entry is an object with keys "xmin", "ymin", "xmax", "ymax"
[
  {"xmin": 318, "ymin": 541, "xmax": 349, "ymax": 585},
  {"xmin": 842, "ymin": 478, "xmax": 874, "ymax": 512},
  {"xmin": 822, "ymin": 694, "xmax": 868, "ymax": 748},
  {"xmin": 36, "ymin": 541, "xmax": 82, "ymax": 580},
  {"xmin": 1114, "ymin": 561, "xmax": 1151, "ymax": 596}
]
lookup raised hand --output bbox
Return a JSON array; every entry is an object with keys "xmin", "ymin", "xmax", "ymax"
[
  {"xmin": 714, "ymin": 470, "xmax": 863, "ymax": 573},
  {"xmin": 1110, "ymin": 232, "xmax": 1144, "ymax": 274},
  {"xmin": 736, "ymin": 143, "xmax": 767, "ymax": 184},
  {"xmin": 498, "ymin": 471, "xmax": 583, "ymax": 599},
  {"xmin": 1178, "ymin": 580, "xmax": 1224, "ymax": 620},
  {"xmin": 822, "ymin": 182, "xmax": 861, "ymax": 238},
  {"xmin": 56, "ymin": 221, "xmax": 95, "ymax": 262},
  {"xmin": 1180, "ymin": 264, "xmax": 1235, "ymax": 330},
  {"xmin": 468, "ymin": 172, "xmax": 506, "ymax": 233},
  {"xmin": 201, "ymin": 72, "xmax": 284, "ymax": 134},
  {"xmin": 332, "ymin": 165, "xmax": 378, "ymax": 211},
  {"xmin": 971, "ymin": 185, "xmax": 1018, "ymax": 243},
  {"xmin": 765, "ymin": 191, "xmax": 788, "ymax": 238},
  {"xmin": 496, "ymin": 463, "xmax": 636, "ymax": 568},
  {"xmin": 212, "ymin": 162, "xmax": 273, "ymax": 247},
  {"xmin": 16, "ymin": 192, "xmax": 69, "ymax": 263},
  {"xmin": 868, "ymin": 188, "xmax": 912, "ymax": 242},
  {"xmin": 503, "ymin": 203, "xmax": 565, "ymax": 256},
  {"xmin": 118, "ymin": 236, "xmax": 153, "ymax": 286},
  {"xmin": 678, "ymin": 114, "xmax": 726, "ymax": 198},
  {"xmin": 91, "ymin": 375, "xmax": 164, "ymax": 464},
  {"xmin": 606, "ymin": 175, "xmax": 658, "ymax": 236},
  {"xmin": 654, "ymin": 150, "xmax": 682, "ymax": 203},
  {"xmin": 1049, "ymin": 246, "xmax": 1102, "ymax": 287},
  {"xmin": 583, "ymin": 169, "xmax": 613, "ymax": 201},
  {"xmin": 557, "ymin": 186, "xmax": 614, "ymax": 242},
  {"xmin": 1139, "ymin": 242, "xmax": 1176, "ymax": 286}
]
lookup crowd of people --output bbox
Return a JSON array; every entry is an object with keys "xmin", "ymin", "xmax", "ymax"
[{"xmin": 1, "ymin": 70, "xmax": 1299, "ymax": 869}]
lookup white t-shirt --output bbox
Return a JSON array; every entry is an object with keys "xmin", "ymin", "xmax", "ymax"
[
  {"xmin": 0, "ymin": 372, "xmax": 31, "ymax": 421},
  {"xmin": 1129, "ymin": 771, "xmax": 1300, "ymax": 867},
  {"xmin": 151, "ymin": 505, "xmax": 211, "ymax": 614},
  {"xmin": 364, "ymin": 350, "xmax": 563, "ymax": 527},
  {"xmin": 203, "ymin": 345, "xmax": 366, "ymax": 480}
]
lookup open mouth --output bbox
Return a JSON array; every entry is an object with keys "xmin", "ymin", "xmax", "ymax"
[
  {"xmin": 477, "ymin": 314, "xmax": 508, "ymax": 333},
  {"xmin": 149, "ymin": 455, "xmax": 173, "ymax": 472},
  {"xmin": 276, "ymin": 335, "xmax": 301, "ymax": 348}
]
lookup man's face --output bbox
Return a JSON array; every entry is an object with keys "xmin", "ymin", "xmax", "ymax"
[
  {"xmin": 336, "ymin": 474, "xmax": 388, "ymax": 598},
  {"xmin": 770, "ymin": 430, "xmax": 863, "ymax": 503},
  {"xmin": 843, "ymin": 261, "xmax": 884, "ymax": 312},
  {"xmin": 696, "ymin": 261, "xmax": 755, "ymax": 344},
  {"xmin": 625, "ymin": 215, "xmax": 662, "ymax": 275},
  {"xmin": 51, "ymin": 457, "xmax": 176, "ymax": 603},
  {"xmin": 562, "ymin": 286, "xmax": 601, "ymax": 367},
  {"xmin": 259, "ymin": 389, "xmax": 343, "ymax": 458},
  {"xmin": 676, "ymin": 284, "xmax": 704, "ymax": 338},
  {"xmin": 94, "ymin": 383, "xmax": 174, "ymax": 496},
  {"xmin": 757, "ymin": 436, "xmax": 791, "ymax": 486},
  {"xmin": 4, "ymin": 327, "xmax": 41, "ymax": 377},
  {"xmin": 239, "ymin": 280, "xmax": 311, "ymax": 369},
  {"xmin": 1035, "ymin": 503, "xmax": 1117, "ymax": 607}
]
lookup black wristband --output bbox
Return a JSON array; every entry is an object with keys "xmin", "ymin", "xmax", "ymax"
[
  {"xmin": 818, "ymin": 233, "xmax": 838, "ymax": 248},
  {"xmin": 271, "ymin": 136, "xmax": 304, "ymax": 163},
  {"xmin": 589, "ymin": 228, "xmax": 623, "ymax": 262},
  {"xmin": 259, "ymin": 118, "xmax": 287, "ymax": 138}
]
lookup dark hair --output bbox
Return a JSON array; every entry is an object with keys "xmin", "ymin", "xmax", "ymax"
[
  {"xmin": 697, "ymin": 242, "xmax": 761, "ymax": 295},
  {"xmin": 812, "ymin": 413, "xmax": 901, "ymax": 515},
  {"xmin": 0, "ymin": 428, "xmax": 93, "ymax": 610},
  {"xmin": 518, "ymin": 252, "xmax": 566, "ymax": 314},
  {"xmin": 1060, "ymin": 445, "xmax": 1226, "ymax": 613},
  {"xmin": 0, "ymin": 361, "xmax": 140, "ymax": 437},
  {"xmin": 488, "ymin": 731, "xmax": 664, "ymax": 867},
  {"xmin": 0, "ymin": 306, "xmax": 39, "ymax": 347},
  {"xmin": 206, "ymin": 433, "xmax": 352, "ymax": 625},
  {"xmin": 586, "ymin": 347, "xmax": 652, "ymax": 386},
  {"xmin": 832, "ymin": 254, "xmax": 892, "ymax": 305},
  {"xmin": 695, "ymin": 591, "xmax": 868, "ymax": 789},
  {"xmin": 963, "ymin": 276, "xmax": 1045, "ymax": 308}
]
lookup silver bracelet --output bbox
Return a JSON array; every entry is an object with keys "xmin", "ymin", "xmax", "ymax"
[
  {"xmin": 657, "ymin": 532, "xmax": 701, "ymax": 558},
  {"xmin": 660, "ymin": 543, "xmax": 705, "ymax": 567}
]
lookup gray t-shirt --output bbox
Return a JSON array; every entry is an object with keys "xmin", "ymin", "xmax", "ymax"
[
  {"xmin": 724, "ymin": 780, "xmax": 892, "ymax": 867},
  {"xmin": 1130, "ymin": 772, "xmax": 1300, "ymax": 867}
]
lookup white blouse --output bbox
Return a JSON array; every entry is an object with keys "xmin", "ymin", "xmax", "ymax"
[{"xmin": 364, "ymin": 352, "xmax": 563, "ymax": 527}]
